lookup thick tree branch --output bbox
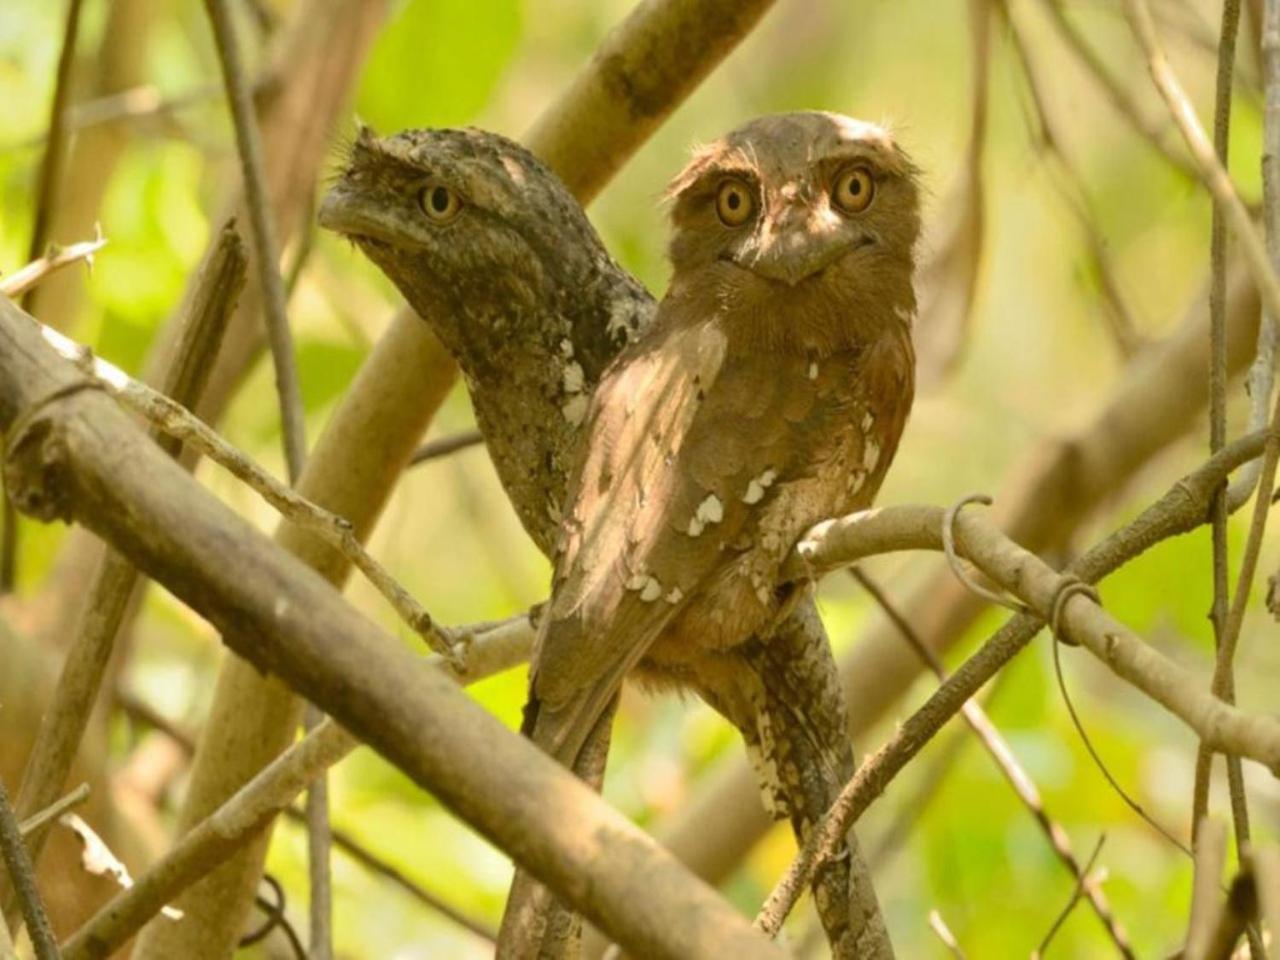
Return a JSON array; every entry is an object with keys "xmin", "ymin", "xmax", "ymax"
[
  {"xmin": 0, "ymin": 295, "xmax": 785, "ymax": 960},
  {"xmin": 62, "ymin": 618, "xmax": 529, "ymax": 959}
]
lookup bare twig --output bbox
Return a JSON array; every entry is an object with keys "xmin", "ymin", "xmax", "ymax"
[
  {"xmin": 1002, "ymin": 0, "xmax": 1144, "ymax": 357},
  {"xmin": 1033, "ymin": 835, "xmax": 1107, "ymax": 959},
  {"xmin": 1186, "ymin": 818, "xmax": 1229, "ymax": 959},
  {"xmin": 0, "ymin": 232, "xmax": 107, "ymax": 299},
  {"xmin": 1192, "ymin": 0, "xmax": 1255, "ymax": 877},
  {"xmin": 851, "ymin": 568, "xmax": 1134, "ymax": 956},
  {"xmin": 17, "ymin": 784, "xmax": 89, "ymax": 840},
  {"xmin": 303, "ymin": 705, "xmax": 332, "ymax": 960},
  {"xmin": 1228, "ymin": 0, "xmax": 1280, "ymax": 507},
  {"xmin": 409, "ymin": 429, "xmax": 485, "ymax": 466},
  {"xmin": 927, "ymin": 910, "xmax": 966, "ymax": 959},
  {"xmin": 25, "ymin": 316, "xmax": 464, "ymax": 665},
  {"xmin": 202, "ymin": 0, "xmax": 306, "ymax": 482},
  {"xmin": 0, "ymin": 783, "xmax": 59, "ymax": 960},
  {"xmin": 1051, "ymin": 628, "xmax": 1190, "ymax": 856},
  {"xmin": 1041, "ymin": 0, "xmax": 1197, "ymax": 178},
  {"xmin": 1125, "ymin": 0, "xmax": 1280, "ymax": 338},
  {"xmin": 3, "ymin": 0, "xmax": 87, "ymax": 594}
]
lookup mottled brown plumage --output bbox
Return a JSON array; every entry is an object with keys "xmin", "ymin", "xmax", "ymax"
[
  {"xmin": 318, "ymin": 115, "xmax": 917, "ymax": 959},
  {"xmin": 508, "ymin": 112, "xmax": 920, "ymax": 954},
  {"xmin": 522, "ymin": 113, "xmax": 918, "ymax": 757}
]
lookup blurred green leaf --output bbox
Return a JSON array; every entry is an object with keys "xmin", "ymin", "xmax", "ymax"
[{"xmin": 355, "ymin": 0, "xmax": 522, "ymax": 132}]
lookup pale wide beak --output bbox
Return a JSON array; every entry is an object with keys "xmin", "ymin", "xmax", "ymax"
[
  {"xmin": 316, "ymin": 186, "xmax": 360, "ymax": 236},
  {"xmin": 746, "ymin": 203, "xmax": 857, "ymax": 286}
]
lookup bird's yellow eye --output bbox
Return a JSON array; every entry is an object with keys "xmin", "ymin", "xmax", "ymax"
[
  {"xmin": 832, "ymin": 166, "xmax": 875, "ymax": 214},
  {"xmin": 715, "ymin": 179, "xmax": 755, "ymax": 227},
  {"xmin": 418, "ymin": 182, "xmax": 462, "ymax": 222}
]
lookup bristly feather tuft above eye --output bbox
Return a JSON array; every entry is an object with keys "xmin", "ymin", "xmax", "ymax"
[{"xmin": 663, "ymin": 143, "xmax": 759, "ymax": 203}]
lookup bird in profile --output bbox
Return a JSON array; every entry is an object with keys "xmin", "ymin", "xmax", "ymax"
[{"xmin": 501, "ymin": 110, "xmax": 922, "ymax": 956}]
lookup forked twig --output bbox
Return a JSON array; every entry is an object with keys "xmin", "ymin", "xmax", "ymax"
[
  {"xmin": 1033, "ymin": 835, "xmax": 1107, "ymax": 959},
  {"xmin": 24, "ymin": 318, "xmax": 465, "ymax": 666},
  {"xmin": 0, "ymin": 231, "xmax": 107, "ymax": 299}
]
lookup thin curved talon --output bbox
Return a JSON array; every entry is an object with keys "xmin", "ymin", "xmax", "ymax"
[
  {"xmin": 942, "ymin": 493, "xmax": 1025, "ymax": 613},
  {"xmin": 1048, "ymin": 575, "xmax": 1099, "ymax": 647}
]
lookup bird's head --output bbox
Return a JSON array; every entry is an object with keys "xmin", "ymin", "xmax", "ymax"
[
  {"xmin": 665, "ymin": 112, "xmax": 922, "ymax": 333},
  {"xmin": 318, "ymin": 125, "xmax": 642, "ymax": 354}
]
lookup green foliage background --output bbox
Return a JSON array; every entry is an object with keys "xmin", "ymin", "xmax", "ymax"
[{"xmin": 2, "ymin": 0, "xmax": 1279, "ymax": 956}]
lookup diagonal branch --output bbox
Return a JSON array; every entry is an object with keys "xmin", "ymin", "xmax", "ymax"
[
  {"xmin": 0, "ymin": 292, "xmax": 787, "ymax": 960},
  {"xmin": 28, "ymin": 315, "xmax": 461, "ymax": 663},
  {"xmin": 0, "ymin": 232, "xmax": 107, "ymax": 300},
  {"xmin": 851, "ymin": 568, "xmax": 1134, "ymax": 957},
  {"xmin": 63, "ymin": 617, "xmax": 530, "ymax": 960},
  {"xmin": 757, "ymin": 427, "xmax": 1280, "ymax": 936}
]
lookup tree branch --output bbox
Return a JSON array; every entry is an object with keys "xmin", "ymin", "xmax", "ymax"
[
  {"xmin": 63, "ymin": 617, "xmax": 530, "ymax": 959},
  {"xmin": 755, "ymin": 427, "xmax": 1280, "ymax": 936},
  {"xmin": 202, "ymin": 0, "xmax": 306, "ymax": 482},
  {"xmin": 0, "ymin": 784, "xmax": 59, "ymax": 960},
  {"xmin": 3, "ymin": 0, "xmax": 87, "ymax": 593},
  {"xmin": 0, "ymin": 294, "xmax": 786, "ymax": 960}
]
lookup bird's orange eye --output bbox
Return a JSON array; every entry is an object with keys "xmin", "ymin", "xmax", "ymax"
[
  {"xmin": 832, "ymin": 166, "xmax": 875, "ymax": 214},
  {"xmin": 715, "ymin": 179, "xmax": 755, "ymax": 227},
  {"xmin": 418, "ymin": 182, "xmax": 462, "ymax": 222}
]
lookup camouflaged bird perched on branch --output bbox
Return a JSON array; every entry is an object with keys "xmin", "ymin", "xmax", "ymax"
[{"xmin": 319, "ymin": 112, "xmax": 919, "ymax": 959}]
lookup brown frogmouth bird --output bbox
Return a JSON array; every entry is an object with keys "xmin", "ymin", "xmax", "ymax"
[{"xmin": 319, "ymin": 113, "xmax": 919, "ymax": 959}]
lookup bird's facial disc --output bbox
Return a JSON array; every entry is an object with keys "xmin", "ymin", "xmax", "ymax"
[{"xmin": 666, "ymin": 112, "xmax": 921, "ymax": 288}]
